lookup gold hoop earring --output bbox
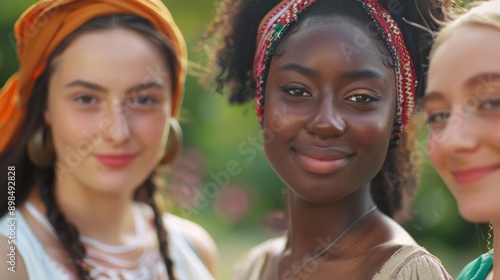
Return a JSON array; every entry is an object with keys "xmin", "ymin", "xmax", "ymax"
[
  {"xmin": 159, "ymin": 118, "xmax": 182, "ymax": 167},
  {"xmin": 28, "ymin": 126, "xmax": 55, "ymax": 168}
]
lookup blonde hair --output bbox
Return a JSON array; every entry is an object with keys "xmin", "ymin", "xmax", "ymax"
[{"xmin": 430, "ymin": 0, "xmax": 500, "ymax": 59}]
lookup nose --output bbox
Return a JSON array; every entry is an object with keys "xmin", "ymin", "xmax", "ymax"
[
  {"xmin": 429, "ymin": 108, "xmax": 479, "ymax": 156},
  {"xmin": 103, "ymin": 102, "xmax": 131, "ymax": 145},
  {"xmin": 305, "ymin": 98, "xmax": 346, "ymax": 139}
]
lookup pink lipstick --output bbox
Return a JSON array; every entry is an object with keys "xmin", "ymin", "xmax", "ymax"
[
  {"xmin": 293, "ymin": 150, "xmax": 351, "ymax": 175},
  {"xmin": 96, "ymin": 154, "xmax": 136, "ymax": 167},
  {"xmin": 452, "ymin": 164, "xmax": 500, "ymax": 185}
]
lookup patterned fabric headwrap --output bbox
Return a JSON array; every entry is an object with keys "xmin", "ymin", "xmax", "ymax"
[
  {"xmin": 0, "ymin": 0, "xmax": 187, "ymax": 153},
  {"xmin": 254, "ymin": 0, "xmax": 417, "ymax": 146}
]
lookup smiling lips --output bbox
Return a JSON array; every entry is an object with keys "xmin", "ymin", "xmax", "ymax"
[
  {"xmin": 452, "ymin": 164, "xmax": 500, "ymax": 185},
  {"xmin": 95, "ymin": 154, "xmax": 137, "ymax": 167},
  {"xmin": 293, "ymin": 148, "xmax": 352, "ymax": 175}
]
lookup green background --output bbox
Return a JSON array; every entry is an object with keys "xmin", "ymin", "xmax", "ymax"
[{"xmin": 0, "ymin": 0, "xmax": 488, "ymax": 279}]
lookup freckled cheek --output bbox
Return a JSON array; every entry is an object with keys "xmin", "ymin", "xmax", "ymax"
[
  {"xmin": 132, "ymin": 113, "xmax": 169, "ymax": 153},
  {"xmin": 48, "ymin": 104, "xmax": 104, "ymax": 158},
  {"xmin": 426, "ymin": 130, "xmax": 450, "ymax": 174},
  {"xmin": 426, "ymin": 135, "xmax": 441, "ymax": 167},
  {"xmin": 490, "ymin": 120, "xmax": 500, "ymax": 152},
  {"xmin": 426, "ymin": 147, "xmax": 444, "ymax": 178},
  {"xmin": 426, "ymin": 144, "xmax": 457, "ymax": 196}
]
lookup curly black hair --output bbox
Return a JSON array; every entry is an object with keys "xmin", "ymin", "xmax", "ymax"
[{"xmin": 202, "ymin": 0, "xmax": 450, "ymax": 218}]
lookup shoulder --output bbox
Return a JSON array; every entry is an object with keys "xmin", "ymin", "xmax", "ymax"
[
  {"xmin": 234, "ymin": 236, "xmax": 286, "ymax": 280},
  {"xmin": 163, "ymin": 213, "xmax": 218, "ymax": 276},
  {"xmin": 373, "ymin": 245, "xmax": 452, "ymax": 280},
  {"xmin": 1, "ymin": 209, "xmax": 73, "ymax": 280},
  {"xmin": 237, "ymin": 236, "xmax": 285, "ymax": 263},
  {"xmin": 457, "ymin": 252, "xmax": 493, "ymax": 280},
  {"xmin": 0, "ymin": 219, "xmax": 29, "ymax": 279}
]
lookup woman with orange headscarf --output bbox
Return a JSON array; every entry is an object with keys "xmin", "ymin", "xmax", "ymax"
[{"xmin": 0, "ymin": 1, "xmax": 217, "ymax": 279}]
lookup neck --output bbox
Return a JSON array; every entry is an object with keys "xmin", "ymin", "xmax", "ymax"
[
  {"xmin": 286, "ymin": 185, "xmax": 376, "ymax": 259},
  {"xmin": 33, "ymin": 176, "xmax": 139, "ymax": 245}
]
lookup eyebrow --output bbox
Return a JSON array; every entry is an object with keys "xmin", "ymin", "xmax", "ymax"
[
  {"xmin": 276, "ymin": 64, "xmax": 388, "ymax": 84},
  {"xmin": 277, "ymin": 63, "xmax": 320, "ymax": 78},
  {"xmin": 422, "ymin": 92, "xmax": 444, "ymax": 106},
  {"xmin": 423, "ymin": 72, "xmax": 500, "ymax": 104},
  {"xmin": 340, "ymin": 69, "xmax": 387, "ymax": 84},
  {"xmin": 465, "ymin": 72, "xmax": 500, "ymax": 89},
  {"xmin": 126, "ymin": 81, "xmax": 165, "ymax": 94},
  {"xmin": 66, "ymin": 80, "xmax": 107, "ymax": 92},
  {"xmin": 65, "ymin": 80, "xmax": 165, "ymax": 94}
]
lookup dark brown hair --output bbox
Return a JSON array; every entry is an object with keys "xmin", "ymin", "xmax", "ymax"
[{"xmin": 0, "ymin": 14, "xmax": 180, "ymax": 280}]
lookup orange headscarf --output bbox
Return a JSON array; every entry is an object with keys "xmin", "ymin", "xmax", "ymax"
[{"xmin": 0, "ymin": 0, "xmax": 187, "ymax": 153}]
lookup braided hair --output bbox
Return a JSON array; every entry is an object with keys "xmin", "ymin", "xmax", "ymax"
[
  {"xmin": 41, "ymin": 182, "xmax": 92, "ymax": 279},
  {"xmin": 203, "ymin": 0, "xmax": 450, "ymax": 217},
  {"xmin": 0, "ymin": 15, "xmax": 179, "ymax": 280},
  {"xmin": 144, "ymin": 178, "xmax": 176, "ymax": 279},
  {"xmin": 37, "ymin": 178, "xmax": 178, "ymax": 280}
]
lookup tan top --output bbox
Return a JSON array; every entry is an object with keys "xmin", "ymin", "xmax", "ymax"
[{"xmin": 234, "ymin": 237, "xmax": 452, "ymax": 280}]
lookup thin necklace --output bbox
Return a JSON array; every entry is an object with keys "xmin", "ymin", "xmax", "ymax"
[{"xmin": 280, "ymin": 205, "xmax": 378, "ymax": 280}]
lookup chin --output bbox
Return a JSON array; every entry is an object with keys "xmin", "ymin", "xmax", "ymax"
[
  {"xmin": 288, "ymin": 180, "xmax": 351, "ymax": 205},
  {"xmin": 458, "ymin": 200, "xmax": 494, "ymax": 223},
  {"xmin": 94, "ymin": 174, "xmax": 145, "ymax": 194},
  {"xmin": 292, "ymin": 190, "xmax": 332, "ymax": 204}
]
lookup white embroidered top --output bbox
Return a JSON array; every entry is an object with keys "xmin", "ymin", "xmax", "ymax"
[{"xmin": 0, "ymin": 205, "xmax": 214, "ymax": 280}]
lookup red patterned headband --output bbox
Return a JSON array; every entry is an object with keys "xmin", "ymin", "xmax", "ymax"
[{"xmin": 253, "ymin": 0, "xmax": 416, "ymax": 146}]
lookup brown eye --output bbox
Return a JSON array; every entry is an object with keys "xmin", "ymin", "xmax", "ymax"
[
  {"xmin": 479, "ymin": 98, "xmax": 500, "ymax": 110},
  {"xmin": 427, "ymin": 111, "xmax": 450, "ymax": 129},
  {"xmin": 128, "ymin": 95, "xmax": 159, "ymax": 106},
  {"xmin": 280, "ymin": 86, "xmax": 312, "ymax": 97},
  {"xmin": 345, "ymin": 93, "xmax": 380, "ymax": 103},
  {"xmin": 74, "ymin": 95, "xmax": 97, "ymax": 105}
]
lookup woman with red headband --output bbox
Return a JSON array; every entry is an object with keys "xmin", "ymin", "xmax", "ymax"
[
  {"xmin": 203, "ymin": 0, "xmax": 452, "ymax": 279},
  {"xmin": 0, "ymin": 1, "xmax": 216, "ymax": 279}
]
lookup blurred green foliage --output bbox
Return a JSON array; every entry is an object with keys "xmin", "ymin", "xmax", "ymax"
[{"xmin": 0, "ymin": 0, "xmax": 488, "ymax": 279}]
